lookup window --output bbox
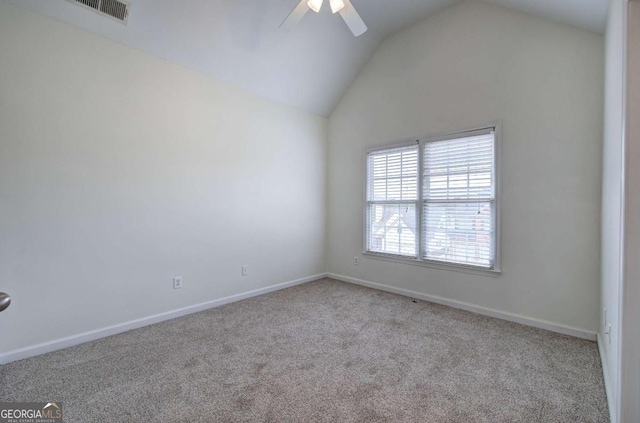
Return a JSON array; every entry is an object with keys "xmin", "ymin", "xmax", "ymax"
[
  {"xmin": 366, "ymin": 145, "xmax": 419, "ymax": 257},
  {"xmin": 365, "ymin": 124, "xmax": 500, "ymax": 272}
]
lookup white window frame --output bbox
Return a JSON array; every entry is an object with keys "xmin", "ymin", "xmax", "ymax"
[{"xmin": 363, "ymin": 122, "xmax": 502, "ymax": 276}]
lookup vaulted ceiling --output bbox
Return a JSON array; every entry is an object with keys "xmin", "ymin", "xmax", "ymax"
[{"xmin": 5, "ymin": 0, "xmax": 609, "ymax": 116}]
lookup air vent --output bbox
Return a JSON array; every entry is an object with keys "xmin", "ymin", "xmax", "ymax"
[
  {"xmin": 76, "ymin": 0, "xmax": 99, "ymax": 8},
  {"xmin": 67, "ymin": 0, "xmax": 130, "ymax": 24}
]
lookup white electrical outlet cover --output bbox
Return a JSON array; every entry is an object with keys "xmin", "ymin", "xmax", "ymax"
[{"xmin": 173, "ymin": 277, "xmax": 183, "ymax": 289}]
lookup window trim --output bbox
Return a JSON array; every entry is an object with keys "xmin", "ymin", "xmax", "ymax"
[{"xmin": 363, "ymin": 121, "xmax": 502, "ymax": 275}]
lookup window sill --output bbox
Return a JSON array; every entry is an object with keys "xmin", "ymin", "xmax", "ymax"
[{"xmin": 362, "ymin": 252, "xmax": 502, "ymax": 277}]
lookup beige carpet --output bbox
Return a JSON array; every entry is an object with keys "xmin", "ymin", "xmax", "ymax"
[{"xmin": 0, "ymin": 279, "xmax": 608, "ymax": 422}]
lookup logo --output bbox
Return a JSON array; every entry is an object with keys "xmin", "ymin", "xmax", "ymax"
[{"xmin": 0, "ymin": 402, "xmax": 63, "ymax": 423}]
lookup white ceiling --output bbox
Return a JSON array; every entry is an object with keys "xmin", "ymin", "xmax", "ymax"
[{"xmin": 5, "ymin": 0, "xmax": 608, "ymax": 116}]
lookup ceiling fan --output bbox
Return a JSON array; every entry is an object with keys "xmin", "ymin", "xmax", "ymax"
[{"xmin": 280, "ymin": 0, "xmax": 368, "ymax": 37}]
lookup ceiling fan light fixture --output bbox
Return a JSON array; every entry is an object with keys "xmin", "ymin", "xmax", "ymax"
[
  {"xmin": 329, "ymin": 0, "xmax": 345, "ymax": 14},
  {"xmin": 280, "ymin": 0, "xmax": 367, "ymax": 37},
  {"xmin": 307, "ymin": 0, "xmax": 323, "ymax": 13}
]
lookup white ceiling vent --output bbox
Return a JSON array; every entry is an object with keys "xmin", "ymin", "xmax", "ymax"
[{"xmin": 67, "ymin": 0, "xmax": 130, "ymax": 24}]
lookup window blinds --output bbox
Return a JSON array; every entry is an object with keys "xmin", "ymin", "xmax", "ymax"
[
  {"xmin": 364, "ymin": 127, "xmax": 497, "ymax": 270},
  {"xmin": 366, "ymin": 144, "xmax": 419, "ymax": 257},
  {"xmin": 422, "ymin": 131, "xmax": 495, "ymax": 268}
]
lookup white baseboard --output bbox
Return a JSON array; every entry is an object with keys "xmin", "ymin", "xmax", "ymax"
[
  {"xmin": 597, "ymin": 334, "xmax": 617, "ymax": 423},
  {"xmin": 328, "ymin": 273, "xmax": 597, "ymax": 341},
  {"xmin": 0, "ymin": 273, "xmax": 327, "ymax": 365}
]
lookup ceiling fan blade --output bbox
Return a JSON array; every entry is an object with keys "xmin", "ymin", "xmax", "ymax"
[
  {"xmin": 280, "ymin": 0, "xmax": 311, "ymax": 30},
  {"xmin": 339, "ymin": 0, "xmax": 367, "ymax": 37}
]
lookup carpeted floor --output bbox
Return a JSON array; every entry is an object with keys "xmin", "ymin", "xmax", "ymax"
[{"xmin": 0, "ymin": 279, "xmax": 609, "ymax": 422}]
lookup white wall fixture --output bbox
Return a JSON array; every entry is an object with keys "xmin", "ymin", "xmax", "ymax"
[
  {"xmin": 173, "ymin": 277, "xmax": 183, "ymax": 290},
  {"xmin": 65, "ymin": 0, "xmax": 130, "ymax": 24},
  {"xmin": 281, "ymin": 0, "xmax": 367, "ymax": 36}
]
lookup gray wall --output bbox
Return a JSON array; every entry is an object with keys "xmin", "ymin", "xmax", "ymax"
[
  {"xmin": 0, "ymin": 2, "xmax": 327, "ymax": 356},
  {"xmin": 328, "ymin": 1, "xmax": 604, "ymax": 333}
]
